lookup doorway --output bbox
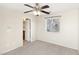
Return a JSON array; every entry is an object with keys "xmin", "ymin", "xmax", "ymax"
[{"xmin": 23, "ymin": 18, "xmax": 31, "ymax": 45}]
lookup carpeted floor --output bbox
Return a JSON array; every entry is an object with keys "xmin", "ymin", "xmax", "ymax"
[{"xmin": 3, "ymin": 40, "xmax": 79, "ymax": 55}]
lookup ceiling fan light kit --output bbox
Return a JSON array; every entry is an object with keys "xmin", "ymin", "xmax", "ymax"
[
  {"xmin": 33, "ymin": 10, "xmax": 41, "ymax": 16},
  {"xmin": 24, "ymin": 3, "xmax": 50, "ymax": 16}
]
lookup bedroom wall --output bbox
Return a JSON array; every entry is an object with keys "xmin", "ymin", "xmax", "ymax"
[
  {"xmin": 36, "ymin": 9, "xmax": 79, "ymax": 50},
  {"xmin": 0, "ymin": 6, "xmax": 23, "ymax": 54},
  {"xmin": 0, "ymin": 6, "xmax": 37, "ymax": 54}
]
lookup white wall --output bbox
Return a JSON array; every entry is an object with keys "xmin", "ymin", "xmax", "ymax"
[
  {"xmin": 36, "ymin": 9, "xmax": 79, "ymax": 50},
  {"xmin": 0, "ymin": 6, "xmax": 23, "ymax": 54},
  {"xmin": 0, "ymin": 5, "xmax": 37, "ymax": 54},
  {"xmin": 78, "ymin": 8, "xmax": 79, "ymax": 50}
]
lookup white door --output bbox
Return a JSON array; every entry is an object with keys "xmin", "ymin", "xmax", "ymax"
[{"xmin": 24, "ymin": 19, "xmax": 31, "ymax": 41}]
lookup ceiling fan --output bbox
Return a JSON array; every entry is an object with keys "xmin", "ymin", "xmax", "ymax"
[{"xmin": 24, "ymin": 3, "xmax": 50, "ymax": 16}]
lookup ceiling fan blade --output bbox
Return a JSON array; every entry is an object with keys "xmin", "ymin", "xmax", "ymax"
[
  {"xmin": 41, "ymin": 5, "xmax": 49, "ymax": 9},
  {"xmin": 24, "ymin": 4, "xmax": 34, "ymax": 8},
  {"xmin": 41, "ymin": 10, "xmax": 50, "ymax": 14},
  {"xmin": 24, "ymin": 10, "xmax": 33, "ymax": 13}
]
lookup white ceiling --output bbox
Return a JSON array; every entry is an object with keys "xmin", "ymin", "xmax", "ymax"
[{"xmin": 0, "ymin": 3, "xmax": 79, "ymax": 15}]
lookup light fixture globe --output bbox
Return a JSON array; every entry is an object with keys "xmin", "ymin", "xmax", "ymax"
[{"xmin": 33, "ymin": 10, "xmax": 41, "ymax": 16}]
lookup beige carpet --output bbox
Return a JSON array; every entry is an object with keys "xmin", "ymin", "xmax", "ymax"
[{"xmin": 3, "ymin": 40, "xmax": 79, "ymax": 55}]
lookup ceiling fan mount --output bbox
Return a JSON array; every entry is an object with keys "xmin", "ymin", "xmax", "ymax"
[{"xmin": 24, "ymin": 3, "xmax": 50, "ymax": 16}]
